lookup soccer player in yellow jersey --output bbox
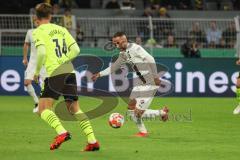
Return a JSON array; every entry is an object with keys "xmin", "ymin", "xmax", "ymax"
[{"xmin": 33, "ymin": 3, "xmax": 99, "ymax": 151}]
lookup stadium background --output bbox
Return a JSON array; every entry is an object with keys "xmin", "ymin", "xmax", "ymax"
[
  {"xmin": 0, "ymin": 0, "xmax": 240, "ymax": 160},
  {"xmin": 1, "ymin": 0, "xmax": 239, "ymax": 97}
]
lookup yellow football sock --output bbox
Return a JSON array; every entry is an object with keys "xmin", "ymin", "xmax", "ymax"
[
  {"xmin": 237, "ymin": 88, "xmax": 240, "ymax": 103},
  {"xmin": 41, "ymin": 109, "xmax": 67, "ymax": 135},
  {"xmin": 75, "ymin": 110, "xmax": 97, "ymax": 144}
]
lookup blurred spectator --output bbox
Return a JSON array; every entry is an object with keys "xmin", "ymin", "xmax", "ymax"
[
  {"xmin": 194, "ymin": 0, "xmax": 203, "ymax": 10},
  {"xmin": 160, "ymin": 0, "xmax": 178, "ymax": 10},
  {"xmin": 178, "ymin": 0, "xmax": 192, "ymax": 10},
  {"xmin": 76, "ymin": 26, "xmax": 84, "ymax": 45},
  {"xmin": 142, "ymin": 7, "xmax": 153, "ymax": 17},
  {"xmin": 144, "ymin": 0, "xmax": 236, "ymax": 11},
  {"xmin": 208, "ymin": 41, "xmax": 216, "ymax": 48},
  {"xmin": 105, "ymin": 0, "xmax": 120, "ymax": 9},
  {"xmin": 151, "ymin": 3, "xmax": 160, "ymax": 17},
  {"xmin": 51, "ymin": 4, "xmax": 63, "ymax": 26},
  {"xmin": 138, "ymin": 7, "xmax": 152, "ymax": 41},
  {"xmin": 53, "ymin": 3, "xmax": 60, "ymax": 14},
  {"xmin": 155, "ymin": 7, "xmax": 174, "ymax": 40},
  {"xmin": 222, "ymin": 1, "xmax": 232, "ymax": 11},
  {"xmin": 135, "ymin": 36, "xmax": 143, "ymax": 45},
  {"xmin": 63, "ymin": 8, "xmax": 76, "ymax": 37},
  {"xmin": 189, "ymin": 22, "xmax": 206, "ymax": 45},
  {"xmin": 181, "ymin": 39, "xmax": 201, "ymax": 58},
  {"xmin": 121, "ymin": 0, "xmax": 135, "ymax": 10},
  {"xmin": 159, "ymin": 7, "xmax": 170, "ymax": 18},
  {"xmin": 161, "ymin": 0, "xmax": 192, "ymax": 10},
  {"xmin": 145, "ymin": 38, "xmax": 163, "ymax": 48},
  {"xmin": 206, "ymin": 21, "xmax": 222, "ymax": 47},
  {"xmin": 63, "ymin": 8, "xmax": 73, "ymax": 30},
  {"xmin": 163, "ymin": 35, "xmax": 178, "ymax": 48},
  {"xmin": 216, "ymin": 38, "xmax": 231, "ymax": 48},
  {"xmin": 222, "ymin": 21, "xmax": 236, "ymax": 48}
]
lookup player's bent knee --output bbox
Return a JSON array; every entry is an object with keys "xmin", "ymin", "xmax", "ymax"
[
  {"xmin": 38, "ymin": 104, "xmax": 49, "ymax": 114},
  {"xmin": 38, "ymin": 98, "xmax": 54, "ymax": 114},
  {"xmin": 237, "ymin": 78, "xmax": 240, "ymax": 88},
  {"xmin": 65, "ymin": 100, "xmax": 79, "ymax": 114},
  {"xmin": 24, "ymin": 80, "xmax": 32, "ymax": 86},
  {"xmin": 128, "ymin": 106, "xmax": 135, "ymax": 110}
]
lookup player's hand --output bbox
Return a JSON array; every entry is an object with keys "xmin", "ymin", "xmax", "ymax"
[
  {"xmin": 22, "ymin": 58, "xmax": 28, "ymax": 67},
  {"xmin": 34, "ymin": 75, "xmax": 39, "ymax": 84},
  {"xmin": 236, "ymin": 59, "xmax": 240, "ymax": 65},
  {"xmin": 154, "ymin": 78, "xmax": 161, "ymax": 86},
  {"xmin": 91, "ymin": 73, "xmax": 100, "ymax": 82},
  {"xmin": 134, "ymin": 108, "xmax": 145, "ymax": 118}
]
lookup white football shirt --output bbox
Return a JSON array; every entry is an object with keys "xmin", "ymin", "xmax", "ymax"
[{"xmin": 100, "ymin": 43, "xmax": 158, "ymax": 84}]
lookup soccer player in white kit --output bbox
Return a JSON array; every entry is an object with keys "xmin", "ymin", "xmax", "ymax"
[
  {"xmin": 92, "ymin": 32, "xmax": 169, "ymax": 137},
  {"xmin": 23, "ymin": 28, "xmax": 46, "ymax": 113}
]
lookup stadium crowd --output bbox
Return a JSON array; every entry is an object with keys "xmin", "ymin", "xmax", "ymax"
[
  {"xmin": 0, "ymin": 0, "xmax": 238, "ymax": 51},
  {"xmin": 1, "ymin": 0, "xmax": 240, "ymax": 13}
]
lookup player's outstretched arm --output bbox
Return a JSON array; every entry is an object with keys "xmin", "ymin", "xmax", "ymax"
[
  {"xmin": 91, "ymin": 68, "xmax": 109, "ymax": 82},
  {"xmin": 91, "ymin": 55, "xmax": 124, "ymax": 81}
]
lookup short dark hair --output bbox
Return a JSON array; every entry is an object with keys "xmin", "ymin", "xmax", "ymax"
[
  {"xmin": 113, "ymin": 32, "xmax": 126, "ymax": 38},
  {"xmin": 35, "ymin": 3, "xmax": 52, "ymax": 19}
]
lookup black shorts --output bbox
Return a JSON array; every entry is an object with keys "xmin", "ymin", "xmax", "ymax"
[
  {"xmin": 40, "ymin": 73, "xmax": 78, "ymax": 101},
  {"xmin": 238, "ymin": 72, "xmax": 240, "ymax": 79}
]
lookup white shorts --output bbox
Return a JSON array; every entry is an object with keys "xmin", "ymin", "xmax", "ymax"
[
  {"xmin": 25, "ymin": 61, "xmax": 47, "ymax": 81},
  {"xmin": 130, "ymin": 85, "xmax": 159, "ymax": 110}
]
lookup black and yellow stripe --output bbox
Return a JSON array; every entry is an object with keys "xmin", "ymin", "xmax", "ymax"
[{"xmin": 41, "ymin": 109, "xmax": 67, "ymax": 134}]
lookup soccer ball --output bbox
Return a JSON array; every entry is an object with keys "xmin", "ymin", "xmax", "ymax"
[{"xmin": 108, "ymin": 113, "xmax": 124, "ymax": 128}]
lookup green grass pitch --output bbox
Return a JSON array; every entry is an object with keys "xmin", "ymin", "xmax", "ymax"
[{"xmin": 0, "ymin": 96, "xmax": 240, "ymax": 160}]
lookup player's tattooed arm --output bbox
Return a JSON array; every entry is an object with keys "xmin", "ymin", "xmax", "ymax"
[{"xmin": 95, "ymin": 55, "xmax": 125, "ymax": 78}]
